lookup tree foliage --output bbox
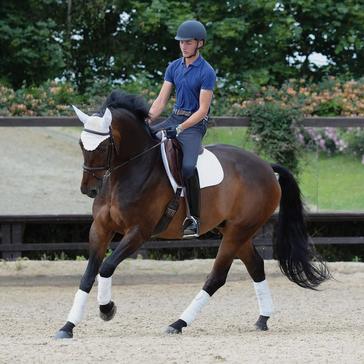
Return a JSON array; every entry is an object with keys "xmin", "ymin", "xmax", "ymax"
[
  {"xmin": 0, "ymin": 0, "xmax": 64, "ymax": 88},
  {"xmin": 0, "ymin": 0, "xmax": 363, "ymax": 89}
]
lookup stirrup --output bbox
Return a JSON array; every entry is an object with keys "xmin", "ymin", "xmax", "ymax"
[{"xmin": 182, "ymin": 216, "xmax": 200, "ymax": 239}]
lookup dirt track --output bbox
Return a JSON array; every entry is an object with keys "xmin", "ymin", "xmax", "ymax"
[
  {"xmin": 0, "ymin": 260, "xmax": 363, "ymax": 364},
  {"xmin": 0, "ymin": 127, "xmax": 92, "ymax": 215},
  {"xmin": 1, "ymin": 127, "xmax": 363, "ymax": 363}
]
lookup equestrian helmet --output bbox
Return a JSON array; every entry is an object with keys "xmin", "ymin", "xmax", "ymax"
[{"xmin": 175, "ymin": 20, "xmax": 207, "ymax": 41}]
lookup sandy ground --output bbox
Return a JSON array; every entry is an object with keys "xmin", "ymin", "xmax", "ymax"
[
  {"xmin": 0, "ymin": 259, "xmax": 363, "ymax": 364},
  {"xmin": 1, "ymin": 127, "xmax": 363, "ymax": 363},
  {"xmin": 0, "ymin": 127, "xmax": 92, "ymax": 215}
]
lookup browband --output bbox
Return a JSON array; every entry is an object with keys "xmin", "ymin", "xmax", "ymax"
[{"xmin": 83, "ymin": 128, "xmax": 110, "ymax": 136}]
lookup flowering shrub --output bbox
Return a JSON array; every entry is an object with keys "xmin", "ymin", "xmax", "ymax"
[
  {"xmin": 1, "ymin": 76, "xmax": 364, "ymax": 164},
  {"xmin": 233, "ymin": 77, "xmax": 364, "ymax": 117},
  {"xmin": 298, "ymin": 127, "xmax": 348, "ymax": 154},
  {"xmin": 0, "ymin": 81, "xmax": 82, "ymax": 116},
  {"xmin": 2, "ymin": 76, "xmax": 364, "ymax": 117}
]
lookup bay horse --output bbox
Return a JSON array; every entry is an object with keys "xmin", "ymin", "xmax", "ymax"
[{"xmin": 55, "ymin": 90, "xmax": 330, "ymax": 339}]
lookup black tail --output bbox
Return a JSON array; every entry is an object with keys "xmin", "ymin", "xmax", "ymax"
[{"xmin": 271, "ymin": 164, "xmax": 331, "ymax": 289}]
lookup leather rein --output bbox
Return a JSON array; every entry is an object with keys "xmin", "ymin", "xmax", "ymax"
[{"xmin": 82, "ymin": 128, "xmax": 165, "ymax": 181}]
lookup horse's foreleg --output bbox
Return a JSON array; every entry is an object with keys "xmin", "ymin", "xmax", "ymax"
[
  {"xmin": 166, "ymin": 238, "xmax": 238, "ymax": 334},
  {"xmin": 55, "ymin": 222, "xmax": 112, "ymax": 339},
  {"xmin": 97, "ymin": 226, "xmax": 146, "ymax": 320},
  {"xmin": 237, "ymin": 240, "xmax": 273, "ymax": 331},
  {"xmin": 97, "ymin": 274, "xmax": 117, "ymax": 321}
]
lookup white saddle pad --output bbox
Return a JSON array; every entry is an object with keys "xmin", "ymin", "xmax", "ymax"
[{"xmin": 160, "ymin": 137, "xmax": 224, "ymax": 193}]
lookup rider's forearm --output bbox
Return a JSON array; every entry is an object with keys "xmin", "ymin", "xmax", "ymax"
[
  {"xmin": 148, "ymin": 98, "xmax": 167, "ymax": 122},
  {"xmin": 180, "ymin": 109, "xmax": 208, "ymax": 130}
]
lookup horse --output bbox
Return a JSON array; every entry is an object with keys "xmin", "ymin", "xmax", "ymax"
[{"xmin": 55, "ymin": 90, "xmax": 330, "ymax": 339}]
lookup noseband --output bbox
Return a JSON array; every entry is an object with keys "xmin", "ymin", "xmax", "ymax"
[{"xmin": 82, "ymin": 128, "xmax": 115, "ymax": 181}]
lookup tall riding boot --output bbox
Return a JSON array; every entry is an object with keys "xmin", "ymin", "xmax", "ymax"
[{"xmin": 183, "ymin": 170, "xmax": 200, "ymax": 238}]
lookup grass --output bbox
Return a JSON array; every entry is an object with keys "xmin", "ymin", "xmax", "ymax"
[
  {"xmin": 204, "ymin": 127, "xmax": 364, "ymax": 212},
  {"xmin": 300, "ymin": 153, "xmax": 364, "ymax": 211}
]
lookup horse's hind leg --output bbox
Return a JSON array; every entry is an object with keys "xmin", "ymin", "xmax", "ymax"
[
  {"xmin": 166, "ymin": 236, "xmax": 239, "ymax": 334},
  {"xmin": 236, "ymin": 239, "xmax": 273, "ymax": 331}
]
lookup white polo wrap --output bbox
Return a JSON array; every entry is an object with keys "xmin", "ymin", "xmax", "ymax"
[
  {"xmin": 253, "ymin": 280, "xmax": 273, "ymax": 317},
  {"xmin": 180, "ymin": 290, "xmax": 211, "ymax": 326},
  {"xmin": 97, "ymin": 274, "xmax": 112, "ymax": 305},
  {"xmin": 67, "ymin": 289, "xmax": 89, "ymax": 325}
]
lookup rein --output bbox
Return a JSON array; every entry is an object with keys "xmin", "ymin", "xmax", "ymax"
[
  {"xmin": 82, "ymin": 128, "xmax": 166, "ymax": 181},
  {"xmin": 103, "ymin": 139, "xmax": 166, "ymax": 180}
]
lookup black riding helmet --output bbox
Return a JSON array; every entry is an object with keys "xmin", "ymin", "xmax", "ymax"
[{"xmin": 175, "ymin": 20, "xmax": 207, "ymax": 43}]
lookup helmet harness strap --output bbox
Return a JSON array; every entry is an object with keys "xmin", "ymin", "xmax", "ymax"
[{"xmin": 185, "ymin": 39, "xmax": 204, "ymax": 59}]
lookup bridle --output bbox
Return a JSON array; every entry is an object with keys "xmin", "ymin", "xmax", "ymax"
[
  {"xmin": 82, "ymin": 128, "xmax": 115, "ymax": 181},
  {"xmin": 82, "ymin": 127, "xmax": 166, "ymax": 181}
]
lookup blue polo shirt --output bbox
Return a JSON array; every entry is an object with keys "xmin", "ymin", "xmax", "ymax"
[{"xmin": 164, "ymin": 55, "xmax": 216, "ymax": 113}]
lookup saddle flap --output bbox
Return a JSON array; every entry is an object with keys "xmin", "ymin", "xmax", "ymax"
[
  {"xmin": 165, "ymin": 139, "xmax": 183, "ymax": 186},
  {"xmin": 161, "ymin": 139, "xmax": 224, "ymax": 194}
]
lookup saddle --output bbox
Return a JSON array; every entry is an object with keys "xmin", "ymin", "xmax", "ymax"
[
  {"xmin": 152, "ymin": 134, "xmax": 224, "ymax": 236},
  {"xmin": 165, "ymin": 139, "xmax": 204, "ymax": 186}
]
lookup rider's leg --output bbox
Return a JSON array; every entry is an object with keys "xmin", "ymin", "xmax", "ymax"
[
  {"xmin": 177, "ymin": 123, "xmax": 205, "ymax": 237},
  {"xmin": 183, "ymin": 169, "xmax": 200, "ymax": 237}
]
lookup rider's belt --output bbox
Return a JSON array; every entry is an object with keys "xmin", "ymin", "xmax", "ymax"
[{"xmin": 173, "ymin": 108, "xmax": 192, "ymax": 117}]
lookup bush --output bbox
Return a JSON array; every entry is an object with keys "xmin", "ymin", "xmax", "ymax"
[
  {"xmin": 342, "ymin": 128, "xmax": 364, "ymax": 163},
  {"xmin": 243, "ymin": 102, "xmax": 303, "ymax": 176},
  {"xmin": 298, "ymin": 127, "xmax": 348, "ymax": 155},
  {"xmin": 2, "ymin": 76, "xmax": 364, "ymax": 164}
]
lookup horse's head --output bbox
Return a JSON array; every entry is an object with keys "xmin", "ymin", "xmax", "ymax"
[
  {"xmin": 73, "ymin": 90, "xmax": 153, "ymax": 198},
  {"xmin": 73, "ymin": 105, "xmax": 115, "ymax": 198}
]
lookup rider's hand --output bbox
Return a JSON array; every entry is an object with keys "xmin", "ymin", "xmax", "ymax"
[
  {"xmin": 165, "ymin": 125, "xmax": 183, "ymax": 139},
  {"xmin": 165, "ymin": 126, "xmax": 177, "ymax": 139}
]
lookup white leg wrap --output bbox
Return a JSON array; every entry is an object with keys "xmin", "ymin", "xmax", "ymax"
[
  {"xmin": 97, "ymin": 274, "xmax": 112, "ymax": 305},
  {"xmin": 180, "ymin": 290, "xmax": 210, "ymax": 326},
  {"xmin": 253, "ymin": 280, "xmax": 273, "ymax": 317},
  {"xmin": 67, "ymin": 289, "xmax": 89, "ymax": 325}
]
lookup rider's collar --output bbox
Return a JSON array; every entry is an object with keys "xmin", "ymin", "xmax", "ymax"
[{"xmin": 181, "ymin": 55, "xmax": 203, "ymax": 67}]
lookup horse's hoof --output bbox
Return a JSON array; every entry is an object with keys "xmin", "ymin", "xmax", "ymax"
[
  {"xmin": 54, "ymin": 330, "xmax": 73, "ymax": 339},
  {"xmin": 165, "ymin": 325, "xmax": 182, "ymax": 334},
  {"xmin": 165, "ymin": 319, "xmax": 187, "ymax": 334},
  {"xmin": 255, "ymin": 315, "xmax": 269, "ymax": 331},
  {"xmin": 99, "ymin": 301, "xmax": 117, "ymax": 321}
]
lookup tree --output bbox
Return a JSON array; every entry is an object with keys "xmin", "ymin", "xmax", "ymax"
[
  {"xmin": 1, "ymin": 0, "xmax": 363, "ymax": 89},
  {"xmin": 0, "ymin": 0, "xmax": 65, "ymax": 88}
]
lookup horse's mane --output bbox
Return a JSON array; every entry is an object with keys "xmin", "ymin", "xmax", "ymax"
[{"xmin": 97, "ymin": 90, "xmax": 149, "ymax": 122}]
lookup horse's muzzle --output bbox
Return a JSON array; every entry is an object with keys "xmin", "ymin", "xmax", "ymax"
[{"xmin": 81, "ymin": 185, "xmax": 99, "ymax": 198}]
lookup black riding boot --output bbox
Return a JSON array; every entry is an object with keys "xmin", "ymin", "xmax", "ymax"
[{"xmin": 183, "ymin": 170, "xmax": 200, "ymax": 238}]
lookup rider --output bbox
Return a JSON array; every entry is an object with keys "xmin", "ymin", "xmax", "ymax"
[{"xmin": 147, "ymin": 20, "xmax": 216, "ymax": 238}]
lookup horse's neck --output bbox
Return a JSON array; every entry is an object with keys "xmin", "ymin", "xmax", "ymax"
[
  {"xmin": 112, "ymin": 121, "xmax": 163, "ymax": 189},
  {"xmin": 114, "ymin": 117, "xmax": 153, "ymax": 157}
]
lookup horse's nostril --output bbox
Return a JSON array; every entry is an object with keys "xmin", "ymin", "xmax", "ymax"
[{"xmin": 87, "ymin": 189, "xmax": 98, "ymax": 198}]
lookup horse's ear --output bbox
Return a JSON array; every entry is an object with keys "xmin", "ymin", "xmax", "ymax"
[
  {"xmin": 103, "ymin": 107, "xmax": 112, "ymax": 128},
  {"xmin": 72, "ymin": 105, "xmax": 90, "ymax": 125}
]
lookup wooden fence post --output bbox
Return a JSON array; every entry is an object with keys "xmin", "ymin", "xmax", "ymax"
[{"xmin": 0, "ymin": 223, "xmax": 24, "ymax": 260}]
